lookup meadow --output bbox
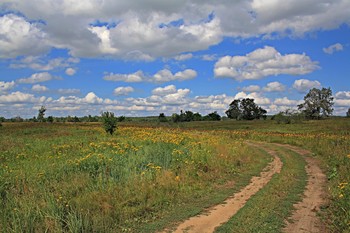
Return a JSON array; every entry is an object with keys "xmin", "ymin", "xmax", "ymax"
[{"xmin": 0, "ymin": 118, "xmax": 349, "ymax": 232}]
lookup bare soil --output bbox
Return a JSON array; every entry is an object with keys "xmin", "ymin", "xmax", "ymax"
[
  {"xmin": 168, "ymin": 145, "xmax": 283, "ymax": 233},
  {"xmin": 276, "ymin": 144, "xmax": 328, "ymax": 233}
]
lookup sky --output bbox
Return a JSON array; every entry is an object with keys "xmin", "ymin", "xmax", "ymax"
[{"xmin": 0, "ymin": 0, "xmax": 350, "ymax": 118}]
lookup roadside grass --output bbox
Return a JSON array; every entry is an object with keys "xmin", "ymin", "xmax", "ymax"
[
  {"xmin": 215, "ymin": 144, "xmax": 307, "ymax": 233},
  {"xmin": 0, "ymin": 123, "xmax": 271, "ymax": 232}
]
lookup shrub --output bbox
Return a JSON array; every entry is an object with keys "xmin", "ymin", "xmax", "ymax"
[{"xmin": 101, "ymin": 111, "xmax": 117, "ymax": 135}]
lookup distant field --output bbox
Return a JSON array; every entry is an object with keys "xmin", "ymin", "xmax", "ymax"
[{"xmin": 0, "ymin": 118, "xmax": 349, "ymax": 232}]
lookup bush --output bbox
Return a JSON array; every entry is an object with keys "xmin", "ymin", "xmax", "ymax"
[
  {"xmin": 101, "ymin": 111, "xmax": 118, "ymax": 135},
  {"xmin": 273, "ymin": 109, "xmax": 304, "ymax": 124}
]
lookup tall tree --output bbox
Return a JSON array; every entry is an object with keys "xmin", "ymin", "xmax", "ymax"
[
  {"xmin": 347, "ymin": 108, "xmax": 350, "ymax": 117},
  {"xmin": 226, "ymin": 99, "xmax": 242, "ymax": 120},
  {"xmin": 298, "ymin": 87, "xmax": 334, "ymax": 119},
  {"xmin": 37, "ymin": 106, "xmax": 46, "ymax": 122}
]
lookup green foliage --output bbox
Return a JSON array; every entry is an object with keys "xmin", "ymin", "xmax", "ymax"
[
  {"xmin": 47, "ymin": 116, "xmax": 54, "ymax": 123},
  {"xmin": 117, "ymin": 116, "xmax": 126, "ymax": 122},
  {"xmin": 37, "ymin": 106, "xmax": 46, "ymax": 122},
  {"xmin": 101, "ymin": 111, "xmax": 117, "ymax": 135},
  {"xmin": 203, "ymin": 111, "xmax": 221, "ymax": 121},
  {"xmin": 158, "ymin": 113, "xmax": 168, "ymax": 122},
  {"xmin": 298, "ymin": 87, "xmax": 334, "ymax": 119},
  {"xmin": 273, "ymin": 109, "xmax": 304, "ymax": 124},
  {"xmin": 347, "ymin": 108, "xmax": 350, "ymax": 117},
  {"xmin": 226, "ymin": 98, "xmax": 267, "ymax": 120}
]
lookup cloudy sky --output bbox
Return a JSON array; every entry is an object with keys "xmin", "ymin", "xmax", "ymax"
[{"xmin": 1, "ymin": 0, "xmax": 350, "ymax": 118}]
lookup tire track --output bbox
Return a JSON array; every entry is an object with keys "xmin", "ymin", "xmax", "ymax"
[{"xmin": 167, "ymin": 144, "xmax": 283, "ymax": 233}]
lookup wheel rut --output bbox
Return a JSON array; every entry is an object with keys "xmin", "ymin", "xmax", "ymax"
[
  {"xmin": 167, "ymin": 143, "xmax": 283, "ymax": 233},
  {"xmin": 163, "ymin": 142, "xmax": 327, "ymax": 233}
]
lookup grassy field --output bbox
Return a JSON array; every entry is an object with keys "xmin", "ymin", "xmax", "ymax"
[{"xmin": 1, "ymin": 118, "xmax": 349, "ymax": 232}]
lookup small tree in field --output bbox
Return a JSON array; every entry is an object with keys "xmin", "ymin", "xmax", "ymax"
[
  {"xmin": 37, "ymin": 106, "xmax": 46, "ymax": 122},
  {"xmin": 347, "ymin": 108, "xmax": 350, "ymax": 118},
  {"xmin": 101, "ymin": 111, "xmax": 117, "ymax": 135}
]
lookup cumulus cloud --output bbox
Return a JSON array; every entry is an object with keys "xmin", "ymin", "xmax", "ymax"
[
  {"xmin": 152, "ymin": 85, "xmax": 177, "ymax": 96},
  {"xmin": 104, "ymin": 68, "xmax": 197, "ymax": 83},
  {"xmin": 233, "ymin": 91, "xmax": 271, "ymax": 105},
  {"xmin": 263, "ymin": 81, "xmax": 286, "ymax": 92},
  {"xmin": 103, "ymin": 70, "xmax": 145, "ymax": 82},
  {"xmin": 113, "ymin": 86, "xmax": 135, "ymax": 96},
  {"xmin": 174, "ymin": 53, "xmax": 193, "ymax": 61},
  {"xmin": 323, "ymin": 43, "xmax": 343, "ymax": 54},
  {"xmin": 1, "ymin": 1, "xmax": 350, "ymax": 59},
  {"xmin": 11, "ymin": 56, "xmax": 80, "ymax": 71},
  {"xmin": 274, "ymin": 97, "xmax": 302, "ymax": 106},
  {"xmin": 0, "ymin": 14, "xmax": 49, "ymax": 58},
  {"xmin": 292, "ymin": 79, "xmax": 321, "ymax": 93},
  {"xmin": 241, "ymin": 85, "xmax": 261, "ymax": 92},
  {"xmin": 214, "ymin": 46, "xmax": 319, "ymax": 81},
  {"xmin": 0, "ymin": 91, "xmax": 46, "ymax": 103},
  {"xmin": 31, "ymin": 84, "xmax": 49, "ymax": 92},
  {"xmin": 65, "ymin": 68, "xmax": 77, "ymax": 76},
  {"xmin": 335, "ymin": 91, "xmax": 350, "ymax": 99},
  {"xmin": 0, "ymin": 81, "xmax": 16, "ymax": 93},
  {"xmin": 334, "ymin": 91, "xmax": 350, "ymax": 107},
  {"xmin": 17, "ymin": 72, "xmax": 60, "ymax": 84}
]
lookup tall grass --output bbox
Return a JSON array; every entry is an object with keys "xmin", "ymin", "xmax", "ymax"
[{"xmin": 0, "ymin": 123, "xmax": 269, "ymax": 232}]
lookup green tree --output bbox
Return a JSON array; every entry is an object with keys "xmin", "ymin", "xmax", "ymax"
[
  {"xmin": 172, "ymin": 113, "xmax": 181, "ymax": 123},
  {"xmin": 37, "ymin": 106, "xmax": 46, "ymax": 122},
  {"xmin": 193, "ymin": 112, "xmax": 203, "ymax": 121},
  {"xmin": 347, "ymin": 108, "xmax": 350, "ymax": 117},
  {"xmin": 298, "ymin": 87, "xmax": 334, "ymax": 119},
  {"xmin": 158, "ymin": 113, "xmax": 167, "ymax": 122},
  {"xmin": 226, "ymin": 98, "xmax": 267, "ymax": 120},
  {"xmin": 226, "ymin": 99, "xmax": 242, "ymax": 120},
  {"xmin": 101, "ymin": 111, "xmax": 117, "ymax": 135},
  {"xmin": 47, "ymin": 116, "xmax": 54, "ymax": 123},
  {"xmin": 204, "ymin": 111, "xmax": 221, "ymax": 121}
]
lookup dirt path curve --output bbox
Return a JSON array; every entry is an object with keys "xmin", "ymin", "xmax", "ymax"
[
  {"xmin": 169, "ymin": 144, "xmax": 283, "ymax": 233},
  {"xmin": 275, "ymin": 144, "xmax": 328, "ymax": 233}
]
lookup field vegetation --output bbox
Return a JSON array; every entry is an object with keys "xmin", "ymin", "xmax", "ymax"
[{"xmin": 0, "ymin": 117, "xmax": 349, "ymax": 232}]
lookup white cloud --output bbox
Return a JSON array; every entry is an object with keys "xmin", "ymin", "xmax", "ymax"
[
  {"xmin": 292, "ymin": 79, "xmax": 321, "ymax": 93},
  {"xmin": 174, "ymin": 53, "xmax": 193, "ymax": 61},
  {"xmin": 103, "ymin": 70, "xmax": 145, "ymax": 82},
  {"xmin": 152, "ymin": 69, "xmax": 197, "ymax": 83},
  {"xmin": 233, "ymin": 91, "xmax": 271, "ymax": 105},
  {"xmin": 323, "ymin": 43, "xmax": 343, "ymax": 54},
  {"xmin": 113, "ymin": 86, "xmax": 135, "ymax": 96},
  {"xmin": 263, "ymin": 82, "xmax": 286, "ymax": 92},
  {"xmin": 214, "ymin": 46, "xmax": 319, "ymax": 81},
  {"xmin": 274, "ymin": 97, "xmax": 302, "ymax": 106},
  {"xmin": 0, "ymin": 91, "xmax": 46, "ymax": 103},
  {"xmin": 0, "ymin": 14, "xmax": 49, "ymax": 58},
  {"xmin": 104, "ymin": 68, "xmax": 197, "ymax": 83},
  {"xmin": 84, "ymin": 92, "xmax": 103, "ymax": 104},
  {"xmin": 241, "ymin": 85, "xmax": 261, "ymax": 92},
  {"xmin": 335, "ymin": 91, "xmax": 350, "ymax": 99},
  {"xmin": 65, "ymin": 68, "xmax": 77, "ymax": 76},
  {"xmin": 11, "ymin": 56, "xmax": 80, "ymax": 71},
  {"xmin": 152, "ymin": 85, "xmax": 177, "ymax": 96},
  {"xmin": 32, "ymin": 84, "xmax": 49, "ymax": 92},
  {"xmin": 0, "ymin": 81, "xmax": 16, "ymax": 93},
  {"xmin": 17, "ymin": 72, "xmax": 59, "ymax": 84}
]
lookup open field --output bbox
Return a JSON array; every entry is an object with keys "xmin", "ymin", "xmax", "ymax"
[{"xmin": 1, "ymin": 118, "xmax": 349, "ymax": 232}]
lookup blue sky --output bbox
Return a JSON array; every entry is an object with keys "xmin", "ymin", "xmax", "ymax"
[{"xmin": 0, "ymin": 0, "xmax": 349, "ymax": 118}]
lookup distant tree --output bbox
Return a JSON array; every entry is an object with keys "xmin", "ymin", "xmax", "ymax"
[
  {"xmin": 226, "ymin": 99, "xmax": 242, "ymax": 120},
  {"xmin": 298, "ymin": 87, "xmax": 334, "ymax": 119},
  {"xmin": 183, "ymin": 111, "xmax": 194, "ymax": 122},
  {"xmin": 101, "ymin": 111, "xmax": 117, "ymax": 135},
  {"xmin": 47, "ymin": 116, "xmax": 54, "ymax": 123},
  {"xmin": 193, "ymin": 112, "xmax": 203, "ymax": 121},
  {"xmin": 117, "ymin": 116, "xmax": 126, "ymax": 122},
  {"xmin": 0, "ymin": 116, "xmax": 5, "ymax": 122},
  {"xmin": 347, "ymin": 108, "xmax": 350, "ymax": 117},
  {"xmin": 158, "ymin": 113, "xmax": 167, "ymax": 122},
  {"xmin": 273, "ymin": 109, "xmax": 304, "ymax": 124},
  {"xmin": 37, "ymin": 106, "xmax": 46, "ymax": 122},
  {"xmin": 226, "ymin": 98, "xmax": 267, "ymax": 120},
  {"xmin": 172, "ymin": 113, "xmax": 181, "ymax": 123},
  {"xmin": 204, "ymin": 111, "xmax": 221, "ymax": 121}
]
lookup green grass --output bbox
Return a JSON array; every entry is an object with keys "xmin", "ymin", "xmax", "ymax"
[
  {"xmin": 0, "ymin": 122, "xmax": 271, "ymax": 232},
  {"xmin": 215, "ymin": 144, "xmax": 307, "ymax": 233}
]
